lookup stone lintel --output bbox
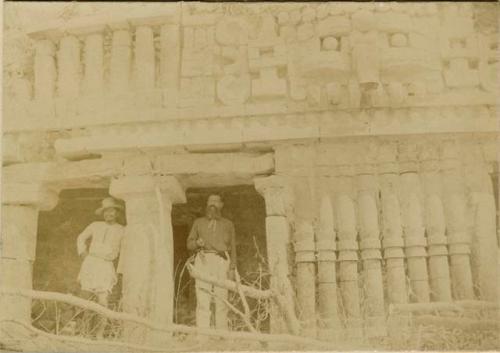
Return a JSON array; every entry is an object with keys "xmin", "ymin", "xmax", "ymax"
[
  {"xmin": 154, "ymin": 152, "xmax": 274, "ymax": 175},
  {"xmin": 182, "ymin": 174, "xmax": 255, "ymax": 188},
  {"xmin": 41, "ymin": 106, "xmax": 498, "ymax": 159},
  {"xmin": 2, "ymin": 163, "xmax": 59, "ymax": 210},
  {"xmin": 3, "ymin": 152, "xmax": 274, "ymax": 190},
  {"xmin": 2, "ymin": 162, "xmax": 53, "ymax": 183},
  {"xmin": 2, "ymin": 182, "xmax": 58, "ymax": 211},
  {"xmin": 2, "ymin": 134, "xmax": 22, "ymax": 165},
  {"xmin": 3, "ymin": 159, "xmax": 119, "ymax": 189},
  {"xmin": 110, "ymin": 175, "xmax": 186, "ymax": 204}
]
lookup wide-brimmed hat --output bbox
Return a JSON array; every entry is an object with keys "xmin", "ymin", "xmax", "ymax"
[
  {"xmin": 95, "ymin": 197, "xmax": 124, "ymax": 216},
  {"xmin": 206, "ymin": 194, "xmax": 223, "ymax": 209}
]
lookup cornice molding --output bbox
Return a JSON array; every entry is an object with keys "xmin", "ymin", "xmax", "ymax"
[{"xmin": 42, "ymin": 106, "xmax": 498, "ymax": 158}]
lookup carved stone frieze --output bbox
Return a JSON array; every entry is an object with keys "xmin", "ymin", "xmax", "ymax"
[{"xmin": 3, "ymin": 3, "xmax": 497, "ymax": 135}]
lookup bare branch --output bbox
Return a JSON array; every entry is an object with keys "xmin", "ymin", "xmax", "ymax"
[
  {"xmin": 187, "ymin": 264, "xmax": 272, "ymax": 299},
  {"xmin": 0, "ymin": 287, "xmax": 333, "ymax": 349},
  {"xmin": 199, "ymin": 288, "xmax": 258, "ymax": 334},
  {"xmin": 234, "ymin": 269, "xmax": 251, "ymax": 320},
  {"xmin": 0, "ymin": 319, "xmax": 188, "ymax": 352}
]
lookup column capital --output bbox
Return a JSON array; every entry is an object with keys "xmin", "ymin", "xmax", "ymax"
[
  {"xmin": 2, "ymin": 182, "xmax": 58, "ymax": 211},
  {"xmin": 254, "ymin": 175, "xmax": 292, "ymax": 217},
  {"xmin": 109, "ymin": 175, "xmax": 186, "ymax": 204},
  {"xmin": 254, "ymin": 175, "xmax": 290, "ymax": 193}
]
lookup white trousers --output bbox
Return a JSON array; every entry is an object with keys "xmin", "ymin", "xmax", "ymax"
[{"xmin": 194, "ymin": 252, "xmax": 229, "ymax": 330}]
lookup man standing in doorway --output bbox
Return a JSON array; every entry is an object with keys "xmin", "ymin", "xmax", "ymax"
[
  {"xmin": 77, "ymin": 197, "xmax": 125, "ymax": 337},
  {"xmin": 187, "ymin": 194, "xmax": 237, "ymax": 330}
]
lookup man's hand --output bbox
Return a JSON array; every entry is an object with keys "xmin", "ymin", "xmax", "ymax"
[
  {"xmin": 196, "ymin": 237, "xmax": 205, "ymax": 249},
  {"xmin": 80, "ymin": 250, "xmax": 88, "ymax": 260}
]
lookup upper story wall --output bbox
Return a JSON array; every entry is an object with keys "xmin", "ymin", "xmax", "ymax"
[{"xmin": 3, "ymin": 2, "xmax": 498, "ymax": 134}]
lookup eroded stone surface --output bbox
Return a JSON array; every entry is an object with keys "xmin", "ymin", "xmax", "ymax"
[
  {"xmin": 2, "ymin": 3, "xmax": 498, "ymax": 141},
  {"xmin": 1, "ymin": 2, "xmax": 499, "ymax": 349},
  {"xmin": 109, "ymin": 175, "xmax": 185, "ymax": 344},
  {"xmin": 1, "ymin": 176, "xmax": 59, "ymax": 326}
]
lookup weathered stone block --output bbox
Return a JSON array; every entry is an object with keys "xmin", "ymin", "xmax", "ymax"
[
  {"xmin": 217, "ymin": 74, "xmax": 251, "ymax": 106},
  {"xmin": 179, "ymin": 77, "xmax": 215, "ymax": 107},
  {"xmin": 444, "ymin": 59, "xmax": 479, "ymax": 88},
  {"xmin": 1, "ymin": 205, "xmax": 38, "ymax": 261},
  {"xmin": 316, "ymin": 16, "xmax": 351, "ymax": 37},
  {"xmin": 2, "ymin": 183, "xmax": 58, "ymax": 211},
  {"xmin": 215, "ymin": 17, "xmax": 248, "ymax": 45},
  {"xmin": 0, "ymin": 259, "xmax": 32, "ymax": 322}
]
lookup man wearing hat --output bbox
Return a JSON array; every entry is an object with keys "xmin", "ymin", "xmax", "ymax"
[
  {"xmin": 187, "ymin": 194, "xmax": 237, "ymax": 330},
  {"xmin": 76, "ymin": 197, "xmax": 125, "ymax": 333}
]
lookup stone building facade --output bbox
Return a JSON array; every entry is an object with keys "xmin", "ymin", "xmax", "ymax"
[{"xmin": 1, "ymin": 1, "xmax": 499, "ymax": 346}]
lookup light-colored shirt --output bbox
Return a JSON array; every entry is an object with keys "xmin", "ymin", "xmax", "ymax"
[
  {"xmin": 77, "ymin": 221, "xmax": 125, "ymax": 261},
  {"xmin": 187, "ymin": 216, "xmax": 237, "ymax": 267}
]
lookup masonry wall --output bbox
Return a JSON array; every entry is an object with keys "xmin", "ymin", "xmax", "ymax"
[
  {"xmin": 272, "ymin": 136, "xmax": 498, "ymax": 339},
  {"xmin": 2, "ymin": 2, "xmax": 498, "ymax": 163},
  {"xmin": 1, "ymin": 2, "xmax": 499, "ymax": 349}
]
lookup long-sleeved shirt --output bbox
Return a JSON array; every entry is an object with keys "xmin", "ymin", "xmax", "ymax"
[
  {"xmin": 187, "ymin": 216, "xmax": 237, "ymax": 268},
  {"xmin": 77, "ymin": 221, "xmax": 125, "ymax": 262}
]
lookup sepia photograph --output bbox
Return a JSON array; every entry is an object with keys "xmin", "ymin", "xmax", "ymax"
[{"xmin": 1, "ymin": 1, "xmax": 499, "ymax": 351}]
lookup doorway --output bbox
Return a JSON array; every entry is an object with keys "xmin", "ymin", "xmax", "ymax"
[
  {"xmin": 171, "ymin": 185, "xmax": 269, "ymax": 331},
  {"xmin": 34, "ymin": 188, "xmax": 127, "ymax": 294},
  {"xmin": 33, "ymin": 188, "xmax": 126, "ymax": 334}
]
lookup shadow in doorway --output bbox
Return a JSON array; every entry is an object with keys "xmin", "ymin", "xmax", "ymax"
[
  {"xmin": 33, "ymin": 188, "xmax": 126, "ymax": 335},
  {"xmin": 172, "ymin": 184, "xmax": 270, "ymax": 332}
]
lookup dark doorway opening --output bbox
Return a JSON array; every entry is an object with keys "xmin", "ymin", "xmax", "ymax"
[
  {"xmin": 34, "ymin": 188, "xmax": 127, "ymax": 294},
  {"xmin": 33, "ymin": 188, "xmax": 125, "ymax": 334},
  {"xmin": 172, "ymin": 184, "xmax": 269, "ymax": 332},
  {"xmin": 33, "ymin": 185, "xmax": 269, "ymax": 332}
]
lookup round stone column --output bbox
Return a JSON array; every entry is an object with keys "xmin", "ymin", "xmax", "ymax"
[
  {"xmin": 441, "ymin": 142, "xmax": 474, "ymax": 300},
  {"xmin": 254, "ymin": 175, "xmax": 298, "ymax": 335},
  {"xmin": 34, "ymin": 39, "xmax": 56, "ymax": 102},
  {"xmin": 316, "ymin": 192, "xmax": 341, "ymax": 341},
  {"xmin": 109, "ymin": 29, "xmax": 131, "ymax": 94},
  {"xmin": 462, "ymin": 143, "xmax": 498, "ymax": 302},
  {"xmin": 336, "ymin": 190, "xmax": 362, "ymax": 338},
  {"xmin": 420, "ymin": 148, "xmax": 452, "ymax": 302},
  {"xmin": 291, "ymin": 177, "xmax": 318, "ymax": 338},
  {"xmin": 82, "ymin": 31, "xmax": 105, "ymax": 96},
  {"xmin": 356, "ymin": 174, "xmax": 386, "ymax": 337},
  {"xmin": 57, "ymin": 35, "xmax": 81, "ymax": 99},
  {"xmin": 399, "ymin": 144, "xmax": 430, "ymax": 303}
]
